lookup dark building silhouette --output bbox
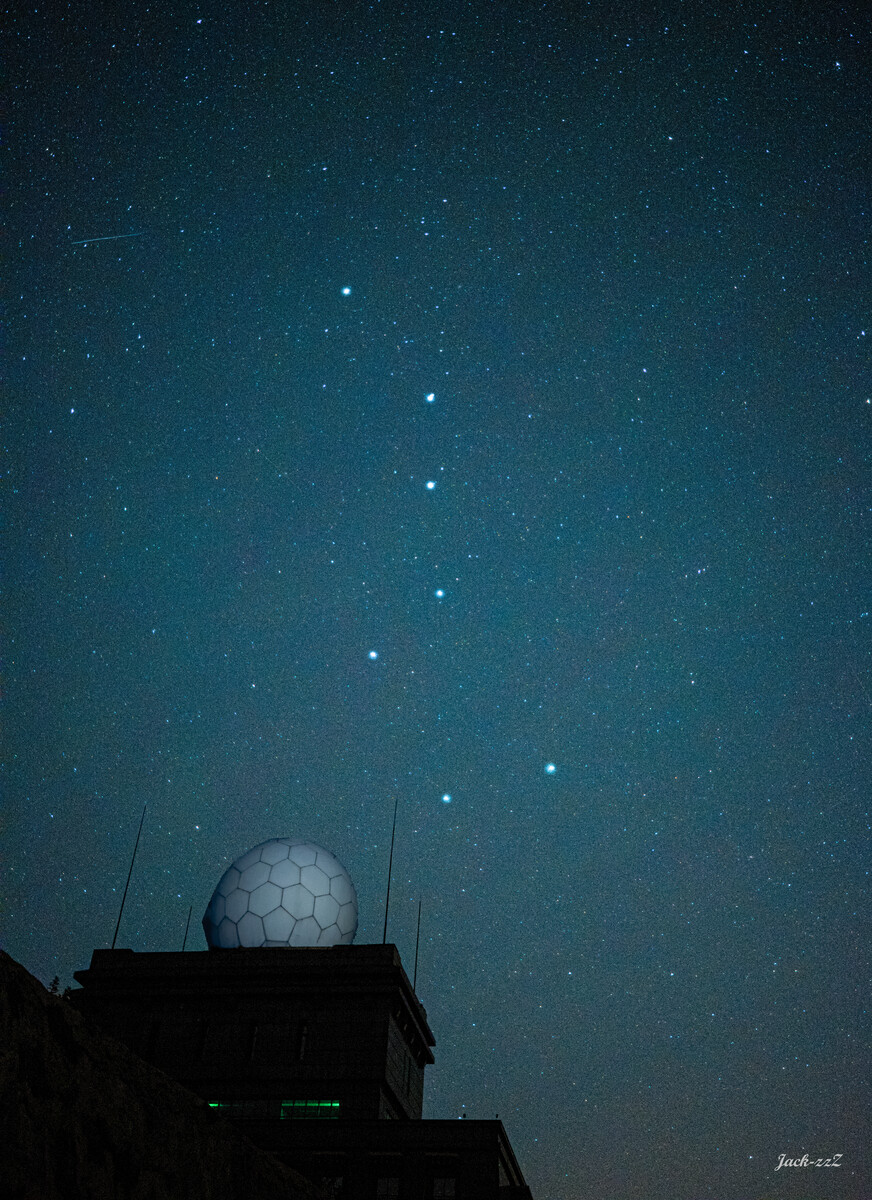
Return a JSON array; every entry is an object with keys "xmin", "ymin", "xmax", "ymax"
[{"xmin": 72, "ymin": 944, "xmax": 534, "ymax": 1199}]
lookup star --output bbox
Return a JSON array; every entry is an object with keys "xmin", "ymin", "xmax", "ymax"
[
  {"xmin": 368, "ymin": 650, "xmax": 378, "ymax": 660},
  {"xmin": 426, "ymin": 481, "xmax": 436, "ymax": 490},
  {"xmin": 341, "ymin": 286, "xmax": 351, "ymax": 295},
  {"xmin": 435, "ymin": 589, "xmax": 445, "ymax": 598},
  {"xmin": 544, "ymin": 763, "xmax": 556, "ymax": 774},
  {"xmin": 442, "ymin": 793, "xmax": 452, "ymax": 803},
  {"xmin": 426, "ymin": 393, "xmax": 435, "ymax": 402}
]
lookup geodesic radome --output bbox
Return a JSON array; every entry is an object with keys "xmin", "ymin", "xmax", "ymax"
[{"xmin": 202, "ymin": 839, "xmax": 358, "ymax": 949}]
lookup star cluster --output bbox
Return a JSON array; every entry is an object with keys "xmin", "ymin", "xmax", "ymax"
[{"xmin": 4, "ymin": 3, "xmax": 869, "ymax": 1198}]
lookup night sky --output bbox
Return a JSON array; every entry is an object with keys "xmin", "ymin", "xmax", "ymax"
[{"xmin": 5, "ymin": 2, "xmax": 870, "ymax": 1197}]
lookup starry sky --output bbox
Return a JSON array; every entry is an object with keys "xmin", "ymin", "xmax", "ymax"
[{"xmin": 4, "ymin": 2, "xmax": 870, "ymax": 1197}]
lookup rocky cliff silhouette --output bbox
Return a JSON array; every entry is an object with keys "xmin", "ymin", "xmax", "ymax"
[{"xmin": 0, "ymin": 949, "xmax": 322, "ymax": 1200}]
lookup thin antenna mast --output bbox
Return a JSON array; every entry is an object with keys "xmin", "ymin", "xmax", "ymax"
[
  {"xmin": 111, "ymin": 803, "xmax": 146, "ymax": 950},
  {"xmin": 181, "ymin": 904, "xmax": 193, "ymax": 951},
  {"xmin": 413, "ymin": 898, "xmax": 422, "ymax": 990},
  {"xmin": 382, "ymin": 796, "xmax": 399, "ymax": 944}
]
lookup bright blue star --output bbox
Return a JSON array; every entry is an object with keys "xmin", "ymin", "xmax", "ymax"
[
  {"xmin": 545, "ymin": 763, "xmax": 556, "ymax": 774},
  {"xmin": 341, "ymin": 286, "xmax": 351, "ymax": 295},
  {"xmin": 442, "ymin": 793, "xmax": 452, "ymax": 803},
  {"xmin": 368, "ymin": 650, "xmax": 378, "ymax": 660}
]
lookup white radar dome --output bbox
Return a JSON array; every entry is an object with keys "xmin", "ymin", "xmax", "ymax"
[{"xmin": 202, "ymin": 839, "xmax": 358, "ymax": 949}]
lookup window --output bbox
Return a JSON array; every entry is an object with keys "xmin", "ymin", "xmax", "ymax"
[
  {"xmin": 251, "ymin": 1022, "xmax": 293, "ymax": 1063},
  {"xmin": 318, "ymin": 1177, "xmax": 344, "ymax": 1198},
  {"xmin": 280, "ymin": 1100, "xmax": 340, "ymax": 1120},
  {"xmin": 195, "ymin": 1020, "xmax": 208, "ymax": 1061},
  {"xmin": 208, "ymin": 1099, "xmax": 276, "ymax": 1119},
  {"xmin": 432, "ymin": 1179, "xmax": 456, "ymax": 1199},
  {"xmin": 376, "ymin": 1179, "xmax": 400, "ymax": 1198},
  {"xmin": 144, "ymin": 1019, "xmax": 160, "ymax": 1059}
]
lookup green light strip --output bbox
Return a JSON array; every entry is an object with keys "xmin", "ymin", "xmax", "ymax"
[{"xmin": 209, "ymin": 1100, "xmax": 340, "ymax": 1119}]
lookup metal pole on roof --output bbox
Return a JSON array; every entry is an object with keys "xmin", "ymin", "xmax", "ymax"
[
  {"xmin": 181, "ymin": 903, "xmax": 193, "ymax": 951},
  {"xmin": 413, "ymin": 898, "xmax": 422, "ymax": 990},
  {"xmin": 382, "ymin": 796, "xmax": 399, "ymax": 944},
  {"xmin": 111, "ymin": 803, "xmax": 146, "ymax": 950}
]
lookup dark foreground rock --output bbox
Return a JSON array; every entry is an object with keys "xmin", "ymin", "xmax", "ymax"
[{"xmin": 0, "ymin": 949, "xmax": 322, "ymax": 1200}]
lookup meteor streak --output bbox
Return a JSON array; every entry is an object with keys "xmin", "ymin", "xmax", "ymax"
[{"xmin": 70, "ymin": 232, "xmax": 144, "ymax": 245}]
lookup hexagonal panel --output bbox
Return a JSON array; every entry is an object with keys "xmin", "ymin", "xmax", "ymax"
[
  {"xmin": 282, "ymin": 884, "xmax": 315, "ymax": 920},
  {"xmin": 318, "ymin": 923, "xmax": 342, "ymax": 945},
  {"xmin": 260, "ymin": 841, "xmax": 290, "ymax": 865},
  {"xmin": 237, "ymin": 911, "xmax": 265, "ymax": 946},
  {"xmin": 263, "ymin": 906, "xmax": 294, "ymax": 942},
  {"xmin": 234, "ymin": 846, "xmax": 263, "ymax": 872},
  {"xmin": 289, "ymin": 916, "xmax": 321, "ymax": 946},
  {"xmin": 288, "ymin": 843, "xmax": 318, "ymax": 867},
  {"xmin": 224, "ymin": 888, "xmax": 250, "ymax": 924},
  {"xmin": 239, "ymin": 861, "xmax": 270, "ymax": 892},
  {"xmin": 249, "ymin": 881, "xmax": 282, "ymax": 917},
  {"xmin": 315, "ymin": 849, "xmax": 344, "ymax": 877},
  {"xmin": 329, "ymin": 873, "xmax": 354, "ymax": 905},
  {"xmin": 337, "ymin": 902, "xmax": 357, "ymax": 936},
  {"xmin": 300, "ymin": 864, "xmax": 330, "ymax": 896},
  {"xmin": 313, "ymin": 894, "xmax": 340, "ymax": 929},
  {"xmin": 208, "ymin": 894, "xmax": 226, "ymax": 925},
  {"xmin": 269, "ymin": 859, "xmax": 300, "ymax": 888},
  {"xmin": 217, "ymin": 917, "xmax": 240, "ymax": 948},
  {"xmin": 217, "ymin": 867, "xmax": 241, "ymax": 898}
]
